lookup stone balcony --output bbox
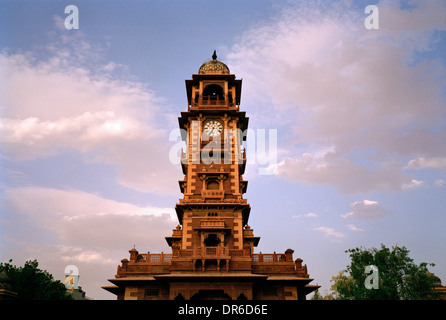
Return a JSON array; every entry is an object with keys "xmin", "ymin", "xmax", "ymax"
[
  {"xmin": 190, "ymin": 97, "xmax": 236, "ymax": 109},
  {"xmin": 116, "ymin": 247, "xmax": 309, "ymax": 277}
]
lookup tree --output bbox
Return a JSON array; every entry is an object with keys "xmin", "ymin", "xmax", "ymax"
[
  {"xmin": 311, "ymin": 288, "xmax": 334, "ymax": 300},
  {"xmin": 0, "ymin": 259, "xmax": 73, "ymax": 300},
  {"xmin": 330, "ymin": 244, "xmax": 437, "ymax": 300},
  {"xmin": 311, "ymin": 289, "xmax": 324, "ymax": 300}
]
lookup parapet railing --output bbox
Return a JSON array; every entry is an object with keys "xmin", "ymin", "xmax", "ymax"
[
  {"xmin": 131, "ymin": 249, "xmax": 298, "ymax": 264},
  {"xmin": 251, "ymin": 252, "xmax": 288, "ymax": 263},
  {"xmin": 134, "ymin": 252, "xmax": 172, "ymax": 263}
]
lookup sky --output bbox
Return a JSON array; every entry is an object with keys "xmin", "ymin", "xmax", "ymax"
[{"xmin": 0, "ymin": 0, "xmax": 445, "ymax": 300}]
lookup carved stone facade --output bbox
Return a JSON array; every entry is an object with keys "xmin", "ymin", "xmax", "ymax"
[{"xmin": 103, "ymin": 52, "xmax": 319, "ymax": 300}]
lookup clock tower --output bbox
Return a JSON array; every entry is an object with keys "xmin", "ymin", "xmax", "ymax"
[
  {"xmin": 103, "ymin": 52, "xmax": 319, "ymax": 300},
  {"xmin": 169, "ymin": 51, "xmax": 254, "ymax": 261}
]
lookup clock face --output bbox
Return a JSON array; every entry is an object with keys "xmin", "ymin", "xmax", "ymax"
[{"xmin": 203, "ymin": 120, "xmax": 223, "ymax": 137}]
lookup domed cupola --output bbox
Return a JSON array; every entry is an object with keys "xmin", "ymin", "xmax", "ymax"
[{"xmin": 198, "ymin": 50, "xmax": 230, "ymax": 75}]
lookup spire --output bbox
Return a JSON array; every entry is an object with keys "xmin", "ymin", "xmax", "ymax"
[{"xmin": 212, "ymin": 50, "xmax": 217, "ymax": 61}]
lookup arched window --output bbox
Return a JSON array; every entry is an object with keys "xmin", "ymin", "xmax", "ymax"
[
  {"xmin": 237, "ymin": 293, "xmax": 248, "ymax": 300},
  {"xmin": 207, "ymin": 180, "xmax": 219, "ymax": 190},
  {"xmin": 204, "ymin": 234, "xmax": 220, "ymax": 247},
  {"xmin": 174, "ymin": 293, "xmax": 185, "ymax": 301},
  {"xmin": 202, "ymin": 84, "xmax": 224, "ymax": 100}
]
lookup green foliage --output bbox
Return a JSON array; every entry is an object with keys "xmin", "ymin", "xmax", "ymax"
[
  {"xmin": 330, "ymin": 271, "xmax": 356, "ymax": 299},
  {"xmin": 330, "ymin": 244, "xmax": 437, "ymax": 300},
  {"xmin": 0, "ymin": 259, "xmax": 73, "ymax": 300},
  {"xmin": 311, "ymin": 289, "xmax": 323, "ymax": 300},
  {"xmin": 310, "ymin": 288, "xmax": 334, "ymax": 300}
]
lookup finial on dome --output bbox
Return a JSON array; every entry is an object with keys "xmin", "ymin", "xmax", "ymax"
[{"xmin": 198, "ymin": 51, "xmax": 229, "ymax": 74}]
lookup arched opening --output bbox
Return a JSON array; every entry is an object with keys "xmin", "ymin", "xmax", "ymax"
[
  {"xmin": 204, "ymin": 234, "xmax": 220, "ymax": 247},
  {"xmin": 207, "ymin": 180, "xmax": 219, "ymax": 190},
  {"xmin": 195, "ymin": 259, "xmax": 203, "ymax": 271},
  {"xmin": 202, "ymin": 84, "xmax": 224, "ymax": 100},
  {"xmin": 174, "ymin": 293, "xmax": 185, "ymax": 301},
  {"xmin": 237, "ymin": 293, "xmax": 248, "ymax": 300},
  {"xmin": 219, "ymin": 259, "xmax": 227, "ymax": 271},
  {"xmin": 204, "ymin": 259, "xmax": 218, "ymax": 271}
]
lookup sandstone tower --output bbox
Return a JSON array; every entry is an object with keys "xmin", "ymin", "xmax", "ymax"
[{"xmin": 103, "ymin": 52, "xmax": 319, "ymax": 300}]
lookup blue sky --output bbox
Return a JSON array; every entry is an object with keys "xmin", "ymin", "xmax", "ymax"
[{"xmin": 1, "ymin": 0, "xmax": 445, "ymax": 299}]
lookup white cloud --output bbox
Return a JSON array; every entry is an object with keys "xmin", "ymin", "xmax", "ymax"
[
  {"xmin": 313, "ymin": 226, "xmax": 346, "ymax": 242},
  {"xmin": 402, "ymin": 179, "xmax": 425, "ymax": 190},
  {"xmin": 407, "ymin": 157, "xmax": 446, "ymax": 170},
  {"xmin": 434, "ymin": 179, "xmax": 444, "ymax": 187},
  {"xmin": 346, "ymin": 224, "xmax": 364, "ymax": 233},
  {"xmin": 304, "ymin": 213, "xmax": 318, "ymax": 218},
  {"xmin": 0, "ymin": 37, "xmax": 180, "ymax": 194},
  {"xmin": 227, "ymin": 0, "xmax": 446, "ymax": 193},
  {"xmin": 61, "ymin": 250, "xmax": 116, "ymax": 265},
  {"xmin": 2, "ymin": 186, "xmax": 176, "ymax": 252},
  {"xmin": 293, "ymin": 212, "xmax": 318, "ymax": 219},
  {"xmin": 1, "ymin": 185, "xmax": 178, "ymax": 299},
  {"xmin": 3, "ymin": 186, "xmax": 175, "ymax": 218},
  {"xmin": 342, "ymin": 200, "xmax": 392, "ymax": 219},
  {"xmin": 276, "ymin": 150, "xmax": 410, "ymax": 194}
]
